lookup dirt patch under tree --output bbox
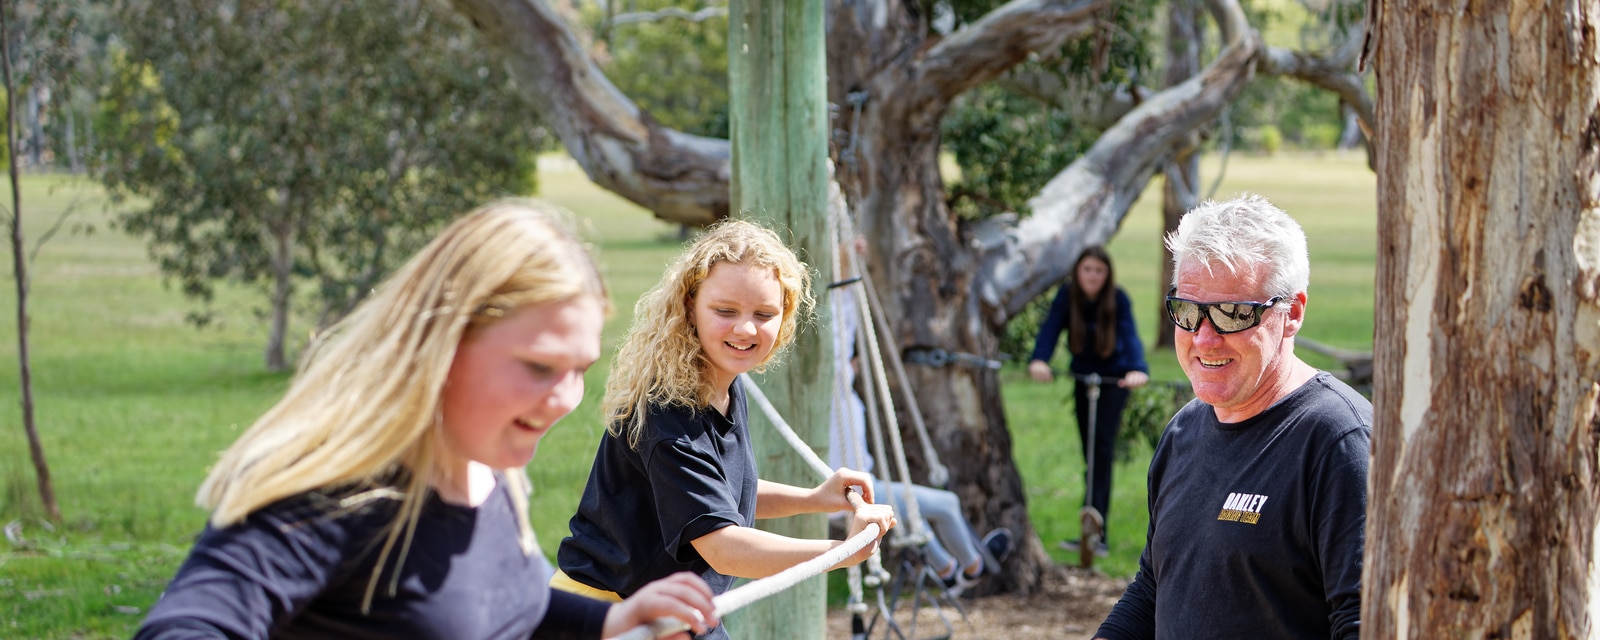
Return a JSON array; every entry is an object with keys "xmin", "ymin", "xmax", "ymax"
[{"xmin": 824, "ymin": 565, "xmax": 1128, "ymax": 639}]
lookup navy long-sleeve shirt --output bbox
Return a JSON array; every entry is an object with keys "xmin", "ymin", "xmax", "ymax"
[{"xmin": 1030, "ymin": 286, "xmax": 1147, "ymax": 377}]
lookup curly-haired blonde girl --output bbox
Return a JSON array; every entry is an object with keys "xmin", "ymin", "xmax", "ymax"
[{"xmin": 556, "ymin": 220, "xmax": 896, "ymax": 638}]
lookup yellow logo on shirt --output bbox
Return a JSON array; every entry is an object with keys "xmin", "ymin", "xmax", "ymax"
[{"xmin": 1217, "ymin": 492, "xmax": 1268, "ymax": 524}]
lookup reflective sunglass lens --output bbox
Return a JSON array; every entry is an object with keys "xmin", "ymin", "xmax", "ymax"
[
  {"xmin": 1167, "ymin": 299, "xmax": 1202, "ymax": 331},
  {"xmin": 1212, "ymin": 303, "xmax": 1255, "ymax": 332}
]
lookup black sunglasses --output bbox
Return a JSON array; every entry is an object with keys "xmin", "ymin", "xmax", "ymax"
[{"xmin": 1165, "ymin": 288, "xmax": 1284, "ymax": 335}]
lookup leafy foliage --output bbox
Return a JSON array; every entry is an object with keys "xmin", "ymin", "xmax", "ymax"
[
  {"xmin": 1226, "ymin": 0, "xmax": 1360, "ymax": 153},
  {"xmin": 1117, "ymin": 382, "xmax": 1184, "ymax": 463},
  {"xmin": 95, "ymin": 0, "xmax": 543, "ymax": 366},
  {"xmin": 941, "ymin": 0, "xmax": 1159, "ymax": 219},
  {"xmin": 942, "ymin": 85, "xmax": 1102, "ymax": 220},
  {"xmin": 998, "ymin": 284, "xmax": 1056, "ymax": 363},
  {"xmin": 583, "ymin": 0, "xmax": 729, "ymax": 138}
]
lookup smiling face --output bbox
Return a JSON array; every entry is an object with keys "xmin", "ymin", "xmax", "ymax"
[
  {"xmin": 438, "ymin": 296, "xmax": 604, "ymax": 475},
  {"xmin": 691, "ymin": 261, "xmax": 785, "ymax": 394},
  {"xmin": 1172, "ymin": 260, "xmax": 1305, "ymax": 422}
]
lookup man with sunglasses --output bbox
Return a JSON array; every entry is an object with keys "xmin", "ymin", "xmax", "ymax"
[{"xmin": 1095, "ymin": 194, "xmax": 1371, "ymax": 640}]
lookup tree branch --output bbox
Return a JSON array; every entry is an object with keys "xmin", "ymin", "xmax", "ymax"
[
  {"xmin": 611, "ymin": 6, "xmax": 726, "ymax": 26},
  {"xmin": 915, "ymin": 0, "xmax": 1107, "ymax": 100},
  {"xmin": 974, "ymin": 0, "xmax": 1259, "ymax": 323},
  {"xmin": 447, "ymin": 0, "xmax": 729, "ymax": 225},
  {"xmin": 1259, "ymin": 24, "xmax": 1374, "ymax": 143}
]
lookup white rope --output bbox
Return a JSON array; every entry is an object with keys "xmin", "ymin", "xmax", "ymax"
[
  {"xmin": 830, "ymin": 335, "xmax": 875, "ymax": 605},
  {"xmin": 740, "ymin": 374, "xmax": 893, "ymax": 584},
  {"xmin": 857, "ymin": 267, "xmax": 949, "ymax": 487},
  {"xmin": 825, "ymin": 177, "xmax": 929, "ymax": 548},
  {"xmin": 605, "ymin": 522, "xmax": 882, "ymax": 640},
  {"xmin": 740, "ymin": 374, "xmax": 834, "ymax": 479},
  {"xmin": 851, "ymin": 281, "xmax": 930, "ymax": 544},
  {"xmin": 826, "ymin": 170, "xmax": 885, "ymax": 610}
]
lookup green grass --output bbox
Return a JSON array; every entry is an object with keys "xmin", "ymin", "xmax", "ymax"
[{"xmin": 0, "ymin": 150, "xmax": 1375, "ymax": 637}]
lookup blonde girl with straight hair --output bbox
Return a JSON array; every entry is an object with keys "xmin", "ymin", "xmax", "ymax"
[
  {"xmin": 136, "ymin": 199, "xmax": 717, "ymax": 640},
  {"xmin": 555, "ymin": 219, "xmax": 895, "ymax": 640}
]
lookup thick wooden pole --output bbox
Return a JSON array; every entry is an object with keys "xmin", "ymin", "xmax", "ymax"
[
  {"xmin": 724, "ymin": 0, "xmax": 831, "ymax": 638},
  {"xmin": 1366, "ymin": 1, "xmax": 1600, "ymax": 637}
]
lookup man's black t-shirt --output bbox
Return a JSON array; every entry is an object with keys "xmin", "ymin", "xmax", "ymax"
[{"xmin": 1098, "ymin": 372, "xmax": 1371, "ymax": 640}]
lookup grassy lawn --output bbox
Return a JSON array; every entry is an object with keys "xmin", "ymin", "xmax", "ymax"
[{"xmin": 0, "ymin": 151, "xmax": 1375, "ymax": 637}]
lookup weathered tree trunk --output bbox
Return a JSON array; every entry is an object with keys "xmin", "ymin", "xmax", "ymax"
[
  {"xmin": 264, "ymin": 219, "xmax": 295, "ymax": 372},
  {"xmin": 1365, "ymin": 2, "xmax": 1600, "ymax": 637},
  {"xmin": 828, "ymin": 0, "xmax": 1256, "ymax": 594}
]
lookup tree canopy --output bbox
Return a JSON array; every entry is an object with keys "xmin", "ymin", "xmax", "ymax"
[{"xmin": 96, "ymin": 0, "xmax": 544, "ymax": 370}]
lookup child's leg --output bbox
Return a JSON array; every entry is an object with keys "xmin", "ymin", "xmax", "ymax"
[
  {"xmin": 875, "ymin": 478, "xmax": 960, "ymax": 578},
  {"xmin": 908, "ymin": 484, "xmax": 984, "ymax": 577}
]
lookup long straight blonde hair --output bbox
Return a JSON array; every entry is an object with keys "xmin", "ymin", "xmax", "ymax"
[
  {"xmin": 602, "ymin": 219, "xmax": 812, "ymax": 447},
  {"xmin": 196, "ymin": 198, "xmax": 607, "ymax": 606}
]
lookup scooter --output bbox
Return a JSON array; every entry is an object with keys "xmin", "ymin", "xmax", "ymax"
[{"xmin": 1076, "ymin": 372, "xmax": 1104, "ymax": 569}]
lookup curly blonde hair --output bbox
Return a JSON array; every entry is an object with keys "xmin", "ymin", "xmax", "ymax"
[
  {"xmin": 196, "ymin": 198, "xmax": 607, "ymax": 609},
  {"xmin": 603, "ymin": 219, "xmax": 813, "ymax": 447}
]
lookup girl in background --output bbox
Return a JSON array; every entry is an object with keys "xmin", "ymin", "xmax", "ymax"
[
  {"xmin": 1027, "ymin": 245, "xmax": 1149, "ymax": 556},
  {"xmin": 136, "ymin": 200, "xmax": 716, "ymax": 640},
  {"xmin": 556, "ymin": 220, "xmax": 895, "ymax": 640}
]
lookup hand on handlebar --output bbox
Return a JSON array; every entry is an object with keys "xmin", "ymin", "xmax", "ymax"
[
  {"xmin": 1027, "ymin": 360, "xmax": 1053, "ymax": 383},
  {"xmin": 1120, "ymin": 371, "xmax": 1149, "ymax": 389}
]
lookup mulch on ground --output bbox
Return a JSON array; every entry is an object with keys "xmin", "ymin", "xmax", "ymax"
[{"xmin": 824, "ymin": 565, "xmax": 1129, "ymax": 640}]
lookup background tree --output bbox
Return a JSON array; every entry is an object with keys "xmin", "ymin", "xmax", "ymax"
[
  {"xmin": 4, "ymin": 0, "xmax": 93, "ymax": 523},
  {"xmin": 447, "ymin": 0, "xmax": 1370, "ymax": 593},
  {"xmin": 95, "ymin": 0, "xmax": 543, "ymax": 370},
  {"xmin": 1364, "ymin": 1, "xmax": 1598, "ymax": 636},
  {"xmin": 585, "ymin": 0, "xmax": 730, "ymax": 139}
]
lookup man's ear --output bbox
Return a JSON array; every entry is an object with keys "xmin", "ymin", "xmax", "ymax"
[{"xmin": 1283, "ymin": 291, "xmax": 1307, "ymax": 337}]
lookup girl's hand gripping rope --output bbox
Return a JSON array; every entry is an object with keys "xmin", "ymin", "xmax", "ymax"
[
  {"xmin": 606, "ymin": 502, "xmax": 888, "ymax": 640},
  {"xmin": 600, "ymin": 572, "xmax": 718, "ymax": 640},
  {"xmin": 836, "ymin": 485, "xmax": 896, "ymax": 569},
  {"xmin": 815, "ymin": 467, "xmax": 877, "ymax": 511}
]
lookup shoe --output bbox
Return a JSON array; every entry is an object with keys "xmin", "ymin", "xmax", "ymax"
[
  {"xmin": 1057, "ymin": 538, "xmax": 1109, "ymax": 557},
  {"xmin": 980, "ymin": 527, "xmax": 1014, "ymax": 571},
  {"xmin": 941, "ymin": 569, "xmax": 981, "ymax": 597}
]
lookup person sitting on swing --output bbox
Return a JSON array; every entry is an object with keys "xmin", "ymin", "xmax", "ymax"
[{"xmin": 828, "ymin": 238, "xmax": 1013, "ymax": 593}]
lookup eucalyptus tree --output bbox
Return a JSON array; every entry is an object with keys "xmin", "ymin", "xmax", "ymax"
[
  {"xmin": 447, "ymin": 0, "xmax": 1369, "ymax": 592},
  {"xmin": 96, "ymin": 0, "xmax": 542, "ymax": 370},
  {"xmin": 1365, "ymin": 1, "xmax": 1599, "ymax": 636}
]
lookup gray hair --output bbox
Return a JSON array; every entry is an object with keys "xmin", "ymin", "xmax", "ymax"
[{"xmin": 1166, "ymin": 193, "xmax": 1310, "ymax": 300}]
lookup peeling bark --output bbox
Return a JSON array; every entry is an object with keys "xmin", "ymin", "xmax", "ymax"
[{"xmin": 1367, "ymin": 1, "xmax": 1600, "ymax": 636}]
